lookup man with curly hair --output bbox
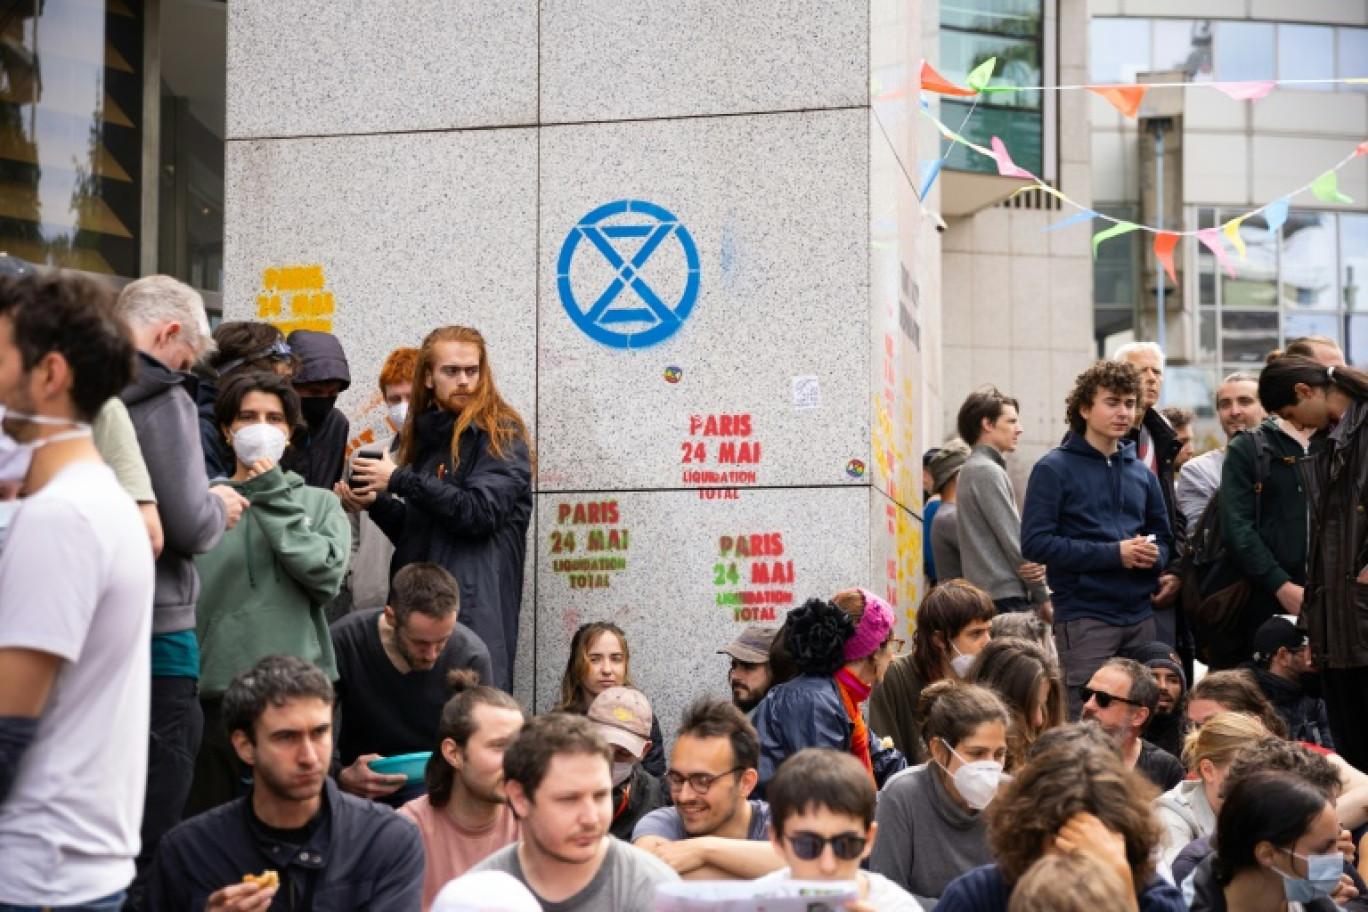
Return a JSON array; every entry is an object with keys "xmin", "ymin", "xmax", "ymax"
[{"xmin": 1021, "ymin": 360, "xmax": 1174, "ymax": 719}]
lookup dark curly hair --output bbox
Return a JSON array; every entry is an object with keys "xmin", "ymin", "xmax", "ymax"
[
  {"xmin": 786, "ymin": 597, "xmax": 857, "ymax": 676},
  {"xmin": 1064, "ymin": 360, "xmax": 1142, "ymax": 435}
]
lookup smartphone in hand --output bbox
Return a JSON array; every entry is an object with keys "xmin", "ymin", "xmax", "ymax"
[{"xmin": 349, "ymin": 446, "xmax": 385, "ymax": 490}]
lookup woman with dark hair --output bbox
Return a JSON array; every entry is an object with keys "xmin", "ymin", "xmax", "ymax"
[
  {"xmin": 869, "ymin": 579, "xmax": 995, "ymax": 760},
  {"xmin": 401, "ymin": 670, "xmax": 525, "ymax": 911},
  {"xmin": 751, "ymin": 589, "xmax": 906, "ymax": 793},
  {"xmin": 554, "ymin": 621, "xmax": 665, "ymax": 777},
  {"xmin": 1262, "ymin": 355, "xmax": 1368, "ymax": 771},
  {"xmin": 1187, "ymin": 669, "xmax": 1290, "ymax": 738},
  {"xmin": 197, "ymin": 321, "xmax": 296, "ymax": 479},
  {"xmin": 966, "ymin": 637, "xmax": 1066, "ymax": 772},
  {"xmin": 187, "ymin": 371, "xmax": 350, "ymax": 814},
  {"xmin": 1188, "ymin": 770, "xmax": 1347, "ymax": 911},
  {"xmin": 935, "ymin": 737, "xmax": 1184, "ymax": 912},
  {"xmin": 870, "ymin": 682, "xmax": 1009, "ymax": 906}
]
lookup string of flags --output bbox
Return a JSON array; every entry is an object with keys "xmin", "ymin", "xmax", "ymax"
[{"xmin": 914, "ymin": 58, "xmax": 1368, "ymax": 282}]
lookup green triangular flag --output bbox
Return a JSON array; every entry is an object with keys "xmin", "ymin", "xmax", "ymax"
[
  {"xmin": 1092, "ymin": 221, "xmax": 1140, "ymax": 258},
  {"xmin": 966, "ymin": 58, "xmax": 997, "ymax": 94},
  {"xmin": 1311, "ymin": 169, "xmax": 1353, "ymax": 204}
]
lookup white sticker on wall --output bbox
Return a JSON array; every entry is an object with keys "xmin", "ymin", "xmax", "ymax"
[{"xmin": 792, "ymin": 376, "xmax": 820, "ymax": 410}]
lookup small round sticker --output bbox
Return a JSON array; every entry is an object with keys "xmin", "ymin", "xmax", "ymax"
[
  {"xmin": 845, "ymin": 459, "xmax": 867, "ymax": 479},
  {"xmin": 663, "ymin": 366, "xmax": 683, "ymax": 384}
]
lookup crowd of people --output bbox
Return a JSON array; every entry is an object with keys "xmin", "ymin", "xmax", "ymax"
[{"xmin": 2, "ymin": 265, "xmax": 1368, "ymax": 912}]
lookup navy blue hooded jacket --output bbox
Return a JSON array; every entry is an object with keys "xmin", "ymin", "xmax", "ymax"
[{"xmin": 1021, "ymin": 434, "xmax": 1172, "ymax": 625}]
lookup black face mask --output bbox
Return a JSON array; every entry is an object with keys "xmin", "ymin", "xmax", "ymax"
[{"xmin": 299, "ymin": 395, "xmax": 337, "ymax": 428}]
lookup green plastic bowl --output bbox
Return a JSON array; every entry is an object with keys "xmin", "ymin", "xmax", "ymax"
[{"xmin": 368, "ymin": 752, "xmax": 431, "ymax": 784}]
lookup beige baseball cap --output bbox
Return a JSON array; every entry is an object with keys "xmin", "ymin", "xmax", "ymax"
[{"xmin": 587, "ymin": 686, "xmax": 653, "ymax": 756}]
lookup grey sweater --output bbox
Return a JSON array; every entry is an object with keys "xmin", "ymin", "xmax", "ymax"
[
  {"xmin": 930, "ymin": 501, "xmax": 962, "ymax": 582},
  {"xmin": 955, "ymin": 445, "xmax": 1046, "ymax": 603},
  {"xmin": 869, "ymin": 763, "xmax": 993, "ymax": 909}
]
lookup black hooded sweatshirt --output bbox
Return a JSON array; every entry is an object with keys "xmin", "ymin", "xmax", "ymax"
[{"xmin": 281, "ymin": 330, "xmax": 351, "ymax": 490}]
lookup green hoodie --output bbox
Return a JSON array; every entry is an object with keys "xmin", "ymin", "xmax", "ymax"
[{"xmin": 194, "ymin": 466, "xmax": 350, "ymax": 697}]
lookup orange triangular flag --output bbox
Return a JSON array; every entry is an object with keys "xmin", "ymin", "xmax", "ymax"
[
  {"xmin": 1154, "ymin": 232, "xmax": 1180, "ymax": 285},
  {"xmin": 1357, "ymin": 140, "xmax": 1368, "ymax": 157},
  {"xmin": 920, "ymin": 60, "xmax": 977, "ymax": 97},
  {"xmin": 1089, "ymin": 85, "xmax": 1148, "ymax": 118}
]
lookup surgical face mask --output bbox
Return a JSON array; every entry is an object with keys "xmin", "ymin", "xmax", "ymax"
[
  {"xmin": 387, "ymin": 401, "xmax": 409, "ymax": 428},
  {"xmin": 231, "ymin": 423, "xmax": 288, "ymax": 467},
  {"xmin": 1274, "ymin": 849, "xmax": 1342, "ymax": 903},
  {"xmin": 938, "ymin": 743, "xmax": 1005, "ymax": 810},
  {"xmin": 611, "ymin": 761, "xmax": 635, "ymax": 787},
  {"xmin": 0, "ymin": 405, "xmax": 90, "ymax": 483},
  {"xmin": 0, "ymin": 499, "xmax": 20, "ymax": 552},
  {"xmin": 949, "ymin": 641, "xmax": 976, "ymax": 678}
]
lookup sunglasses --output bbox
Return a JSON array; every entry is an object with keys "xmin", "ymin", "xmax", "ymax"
[
  {"xmin": 783, "ymin": 831, "xmax": 869, "ymax": 861},
  {"xmin": 1079, "ymin": 685, "xmax": 1143, "ymax": 709}
]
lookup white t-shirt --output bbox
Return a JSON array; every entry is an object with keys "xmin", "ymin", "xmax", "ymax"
[
  {"xmin": 756, "ymin": 868, "xmax": 924, "ymax": 911},
  {"xmin": 0, "ymin": 461, "xmax": 154, "ymax": 904}
]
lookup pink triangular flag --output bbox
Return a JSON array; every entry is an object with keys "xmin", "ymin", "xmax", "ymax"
[
  {"xmin": 990, "ymin": 136, "xmax": 1034, "ymax": 180},
  {"xmin": 1356, "ymin": 140, "xmax": 1368, "ymax": 157},
  {"xmin": 1214, "ymin": 81, "xmax": 1276, "ymax": 101},
  {"xmin": 1197, "ymin": 228, "xmax": 1235, "ymax": 279}
]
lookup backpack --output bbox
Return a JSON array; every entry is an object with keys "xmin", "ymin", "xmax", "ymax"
[{"xmin": 1180, "ymin": 427, "xmax": 1292, "ymax": 662}]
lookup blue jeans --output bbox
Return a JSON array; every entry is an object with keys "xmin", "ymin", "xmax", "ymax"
[{"xmin": 0, "ymin": 890, "xmax": 125, "ymax": 911}]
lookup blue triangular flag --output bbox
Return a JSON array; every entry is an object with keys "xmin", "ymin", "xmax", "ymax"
[
  {"xmin": 1043, "ymin": 209, "xmax": 1099, "ymax": 233},
  {"xmin": 1265, "ymin": 197, "xmax": 1289, "ymax": 236},
  {"xmin": 918, "ymin": 159, "xmax": 943, "ymax": 200}
]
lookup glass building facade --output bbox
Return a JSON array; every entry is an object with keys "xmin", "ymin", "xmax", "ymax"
[
  {"xmin": 0, "ymin": 0, "xmax": 224, "ymax": 308},
  {"xmin": 941, "ymin": 0, "xmax": 1045, "ymax": 176}
]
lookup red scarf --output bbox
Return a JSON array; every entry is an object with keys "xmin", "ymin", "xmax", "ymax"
[{"xmin": 834, "ymin": 667, "xmax": 875, "ymax": 781}]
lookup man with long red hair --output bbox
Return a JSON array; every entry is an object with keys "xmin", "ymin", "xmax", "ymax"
[{"xmin": 349, "ymin": 327, "xmax": 532, "ymax": 690}]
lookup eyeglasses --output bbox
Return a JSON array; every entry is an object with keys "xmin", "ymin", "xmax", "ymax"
[
  {"xmin": 664, "ymin": 766, "xmax": 744, "ymax": 795},
  {"xmin": 883, "ymin": 636, "xmax": 907, "ymax": 654},
  {"xmin": 1079, "ymin": 685, "xmax": 1143, "ymax": 709},
  {"xmin": 783, "ymin": 831, "xmax": 869, "ymax": 861}
]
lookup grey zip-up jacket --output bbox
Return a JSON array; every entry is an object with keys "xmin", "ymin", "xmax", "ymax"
[
  {"xmin": 956, "ymin": 445, "xmax": 1048, "ymax": 603},
  {"xmin": 121, "ymin": 351, "xmax": 227, "ymax": 636}
]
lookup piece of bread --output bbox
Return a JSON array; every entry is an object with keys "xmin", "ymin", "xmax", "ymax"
[{"xmin": 243, "ymin": 871, "xmax": 279, "ymax": 889}]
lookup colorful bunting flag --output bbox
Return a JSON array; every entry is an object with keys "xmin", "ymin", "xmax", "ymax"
[
  {"xmin": 1264, "ymin": 198, "xmax": 1289, "ymax": 235},
  {"xmin": 1093, "ymin": 222, "xmax": 1140, "ymax": 258},
  {"xmin": 1358, "ymin": 140, "xmax": 1368, "ymax": 157},
  {"xmin": 1154, "ymin": 232, "xmax": 1180, "ymax": 284},
  {"xmin": 966, "ymin": 58, "xmax": 997, "ymax": 94},
  {"xmin": 1214, "ymin": 81, "xmax": 1276, "ymax": 101},
  {"xmin": 1311, "ymin": 170, "xmax": 1354, "ymax": 204},
  {"xmin": 1044, "ymin": 210, "xmax": 1098, "ymax": 233},
  {"xmin": 1197, "ymin": 229, "xmax": 1236, "ymax": 278},
  {"xmin": 1089, "ymin": 85, "xmax": 1148, "ymax": 118},
  {"xmin": 919, "ymin": 60, "xmax": 976, "ymax": 97},
  {"xmin": 990, "ymin": 136, "xmax": 1035, "ymax": 180},
  {"xmin": 918, "ymin": 159, "xmax": 943, "ymax": 200},
  {"xmin": 1223, "ymin": 216, "xmax": 1248, "ymax": 260}
]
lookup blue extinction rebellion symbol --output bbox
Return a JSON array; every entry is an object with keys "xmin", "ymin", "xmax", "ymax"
[{"xmin": 557, "ymin": 200, "xmax": 700, "ymax": 349}]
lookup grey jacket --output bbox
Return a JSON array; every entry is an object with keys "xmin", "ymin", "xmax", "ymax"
[
  {"xmin": 1155, "ymin": 778, "xmax": 1216, "ymax": 867},
  {"xmin": 1175, "ymin": 447, "xmax": 1224, "ymax": 537},
  {"xmin": 956, "ymin": 445, "xmax": 1047, "ymax": 603},
  {"xmin": 121, "ymin": 351, "xmax": 226, "ymax": 635}
]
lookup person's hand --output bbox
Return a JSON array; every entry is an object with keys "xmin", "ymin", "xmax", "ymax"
[
  {"xmin": 843, "ymin": 900, "xmax": 876, "ymax": 912},
  {"xmin": 211, "ymin": 485, "xmax": 250, "ymax": 530},
  {"xmin": 1330, "ymin": 873, "xmax": 1359, "ymax": 906},
  {"xmin": 338, "ymin": 754, "xmax": 406, "ymax": 799},
  {"xmin": 244, "ymin": 458, "xmax": 276, "ymax": 481},
  {"xmin": 1019, "ymin": 561, "xmax": 1047, "ymax": 584},
  {"xmin": 206, "ymin": 881, "xmax": 278, "ymax": 912},
  {"xmin": 332, "ymin": 481, "xmax": 376, "ymax": 513},
  {"xmin": 1276, "ymin": 581, "xmax": 1305, "ymax": 615},
  {"xmin": 1339, "ymin": 828, "xmax": 1357, "ymax": 864},
  {"xmin": 351, "ymin": 450, "xmax": 397, "ymax": 495},
  {"xmin": 650, "ymin": 836, "xmax": 711, "ymax": 874},
  {"xmin": 1119, "ymin": 537, "xmax": 1159, "ymax": 569},
  {"xmin": 1055, "ymin": 812, "xmax": 1135, "ymax": 896},
  {"xmin": 1035, "ymin": 600, "xmax": 1054, "ymax": 624},
  {"xmin": 1153, "ymin": 573, "xmax": 1181, "ymax": 606}
]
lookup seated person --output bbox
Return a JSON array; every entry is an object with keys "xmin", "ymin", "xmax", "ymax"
[
  {"xmin": 587, "ymin": 686, "xmax": 665, "ymax": 840},
  {"xmin": 1132, "ymin": 642, "xmax": 1188, "ymax": 759},
  {"xmin": 719, "ymin": 625, "xmax": 781, "ymax": 715},
  {"xmin": 1246, "ymin": 616, "xmax": 1335, "ymax": 749},
  {"xmin": 1008, "ymin": 853, "xmax": 1135, "ymax": 912},
  {"xmin": 471, "ymin": 714, "xmax": 679, "ymax": 912},
  {"xmin": 965, "ymin": 637, "xmax": 1066, "ymax": 771},
  {"xmin": 556, "ymin": 621, "xmax": 665, "ymax": 777},
  {"xmin": 633, "ymin": 697, "xmax": 784, "ymax": 880},
  {"xmin": 870, "ymin": 682, "xmax": 1007, "ymax": 906},
  {"xmin": 1080, "ymin": 657, "xmax": 1184, "ymax": 791},
  {"xmin": 399, "ymin": 672, "xmax": 525, "ymax": 912},
  {"xmin": 935, "ymin": 730, "xmax": 1185, "ymax": 912},
  {"xmin": 147, "ymin": 656, "xmax": 423, "ymax": 910},
  {"xmin": 757, "ymin": 748, "xmax": 922, "ymax": 911},
  {"xmin": 331, "ymin": 561, "xmax": 492, "ymax": 807}
]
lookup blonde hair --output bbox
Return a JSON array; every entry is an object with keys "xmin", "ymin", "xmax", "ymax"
[
  {"xmin": 1180, "ymin": 711, "xmax": 1273, "ymax": 773},
  {"xmin": 1008, "ymin": 853, "xmax": 1132, "ymax": 912}
]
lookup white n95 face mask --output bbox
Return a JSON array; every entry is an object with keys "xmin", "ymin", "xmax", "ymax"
[
  {"xmin": 939, "ymin": 743, "xmax": 1005, "ymax": 810},
  {"xmin": 231, "ymin": 423, "xmax": 288, "ymax": 466},
  {"xmin": 949, "ymin": 642, "xmax": 976, "ymax": 678},
  {"xmin": 388, "ymin": 401, "xmax": 409, "ymax": 428},
  {"xmin": 0, "ymin": 405, "xmax": 90, "ymax": 484}
]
